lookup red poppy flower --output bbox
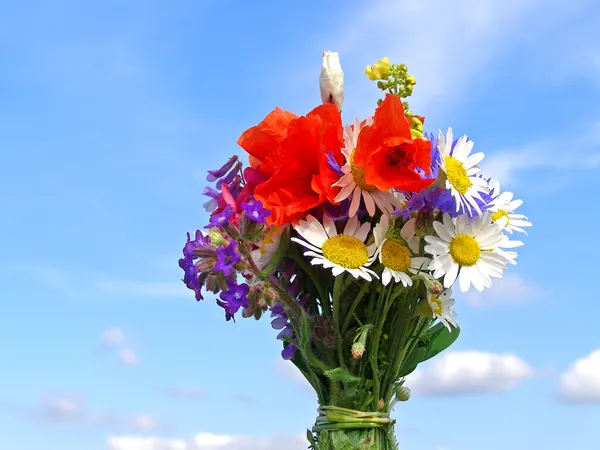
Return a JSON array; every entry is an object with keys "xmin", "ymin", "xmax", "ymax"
[
  {"xmin": 237, "ymin": 104, "xmax": 344, "ymax": 226},
  {"xmin": 353, "ymin": 94, "xmax": 433, "ymax": 192},
  {"xmin": 237, "ymin": 107, "xmax": 298, "ymax": 173}
]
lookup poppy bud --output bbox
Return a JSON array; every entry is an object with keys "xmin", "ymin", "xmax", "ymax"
[{"xmin": 320, "ymin": 51, "xmax": 344, "ymax": 111}]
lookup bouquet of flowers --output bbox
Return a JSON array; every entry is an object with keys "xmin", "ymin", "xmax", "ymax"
[{"xmin": 178, "ymin": 51, "xmax": 531, "ymax": 450}]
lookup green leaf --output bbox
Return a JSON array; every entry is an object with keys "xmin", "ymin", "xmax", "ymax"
[
  {"xmin": 306, "ymin": 429, "xmax": 317, "ymax": 449},
  {"xmin": 324, "ymin": 367, "xmax": 361, "ymax": 384},
  {"xmin": 260, "ymin": 227, "xmax": 290, "ymax": 275},
  {"xmin": 420, "ymin": 322, "xmax": 460, "ymax": 362},
  {"xmin": 298, "ymin": 313, "xmax": 329, "ymax": 372},
  {"xmin": 397, "ymin": 346, "xmax": 426, "ymax": 378}
]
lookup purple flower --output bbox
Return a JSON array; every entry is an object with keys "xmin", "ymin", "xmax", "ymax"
[
  {"xmin": 214, "ymin": 241, "xmax": 241, "ymax": 276},
  {"xmin": 269, "ymin": 303, "xmax": 298, "ymax": 360},
  {"xmin": 205, "ymin": 205, "xmax": 234, "ymax": 229},
  {"xmin": 202, "ymin": 187, "xmax": 220, "ymax": 212},
  {"xmin": 183, "ymin": 230, "xmax": 211, "ymax": 259},
  {"xmin": 282, "ymin": 343, "xmax": 297, "ymax": 360},
  {"xmin": 241, "ymin": 200, "xmax": 271, "ymax": 224},
  {"xmin": 325, "ymin": 149, "xmax": 344, "ymax": 176},
  {"xmin": 207, "ymin": 155, "xmax": 238, "ymax": 182},
  {"xmin": 216, "ymin": 166, "xmax": 240, "ymax": 190},
  {"xmin": 217, "ymin": 278, "xmax": 249, "ymax": 321},
  {"xmin": 308, "ymin": 199, "xmax": 350, "ymax": 224},
  {"xmin": 178, "ymin": 257, "xmax": 203, "ymax": 301}
]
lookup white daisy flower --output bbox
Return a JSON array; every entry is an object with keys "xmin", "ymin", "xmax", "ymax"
[
  {"xmin": 252, "ymin": 225, "xmax": 289, "ymax": 269},
  {"xmin": 489, "ymin": 183, "xmax": 532, "ymax": 235},
  {"xmin": 332, "ymin": 116, "xmax": 400, "ymax": 217},
  {"xmin": 424, "ymin": 213, "xmax": 522, "ymax": 292},
  {"xmin": 291, "ymin": 214, "xmax": 378, "ymax": 281},
  {"xmin": 426, "ymin": 288, "xmax": 457, "ymax": 331},
  {"xmin": 373, "ymin": 214, "xmax": 431, "ymax": 286},
  {"xmin": 437, "ymin": 127, "xmax": 489, "ymax": 216}
]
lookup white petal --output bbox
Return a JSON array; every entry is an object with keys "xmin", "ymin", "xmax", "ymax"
[
  {"xmin": 323, "ymin": 213, "xmax": 338, "ymax": 239},
  {"xmin": 343, "ymin": 214, "xmax": 359, "ymax": 237},
  {"xmin": 364, "ymin": 191, "xmax": 376, "ymax": 216}
]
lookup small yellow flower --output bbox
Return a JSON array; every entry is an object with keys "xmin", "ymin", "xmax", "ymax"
[{"xmin": 365, "ymin": 57, "xmax": 391, "ymax": 80}]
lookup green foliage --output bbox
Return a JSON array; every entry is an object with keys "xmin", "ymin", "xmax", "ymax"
[{"xmin": 420, "ymin": 322, "xmax": 461, "ymax": 362}]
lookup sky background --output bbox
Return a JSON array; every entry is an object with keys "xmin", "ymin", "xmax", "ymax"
[{"xmin": 1, "ymin": 0, "xmax": 600, "ymax": 449}]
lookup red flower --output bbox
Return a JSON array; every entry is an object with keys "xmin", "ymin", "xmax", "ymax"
[
  {"xmin": 237, "ymin": 104, "xmax": 344, "ymax": 226},
  {"xmin": 353, "ymin": 94, "xmax": 433, "ymax": 192}
]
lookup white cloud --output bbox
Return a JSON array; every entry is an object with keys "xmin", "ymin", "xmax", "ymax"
[
  {"xmin": 464, "ymin": 274, "xmax": 537, "ymax": 308},
  {"xmin": 106, "ymin": 432, "xmax": 306, "ymax": 450},
  {"xmin": 407, "ymin": 351, "xmax": 534, "ymax": 395},
  {"xmin": 21, "ymin": 264, "xmax": 189, "ymax": 301},
  {"xmin": 28, "ymin": 393, "xmax": 119, "ymax": 427},
  {"xmin": 166, "ymin": 387, "xmax": 205, "ymax": 400},
  {"xmin": 330, "ymin": 0, "xmax": 539, "ymax": 115},
  {"xmin": 118, "ymin": 349, "xmax": 139, "ymax": 367},
  {"xmin": 321, "ymin": 0, "xmax": 596, "ymax": 119},
  {"xmin": 133, "ymin": 414, "xmax": 157, "ymax": 431},
  {"xmin": 484, "ymin": 134, "xmax": 600, "ymax": 188},
  {"xmin": 94, "ymin": 277, "xmax": 190, "ymax": 300},
  {"xmin": 99, "ymin": 328, "xmax": 139, "ymax": 367},
  {"xmin": 102, "ymin": 328, "xmax": 126, "ymax": 345},
  {"xmin": 559, "ymin": 349, "xmax": 600, "ymax": 403}
]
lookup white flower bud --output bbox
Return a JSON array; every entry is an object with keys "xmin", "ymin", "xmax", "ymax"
[{"xmin": 320, "ymin": 51, "xmax": 344, "ymax": 112}]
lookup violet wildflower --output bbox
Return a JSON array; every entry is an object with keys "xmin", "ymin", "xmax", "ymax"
[
  {"xmin": 183, "ymin": 230, "xmax": 211, "ymax": 259},
  {"xmin": 216, "ymin": 165, "xmax": 241, "ymax": 190},
  {"xmin": 282, "ymin": 342, "xmax": 297, "ymax": 360},
  {"xmin": 325, "ymin": 149, "xmax": 344, "ymax": 176},
  {"xmin": 202, "ymin": 187, "xmax": 220, "ymax": 212},
  {"xmin": 178, "ymin": 257, "xmax": 203, "ymax": 301},
  {"xmin": 214, "ymin": 241, "xmax": 241, "ymax": 277},
  {"xmin": 270, "ymin": 303, "xmax": 297, "ymax": 360},
  {"xmin": 242, "ymin": 200, "xmax": 271, "ymax": 224},
  {"xmin": 207, "ymin": 155, "xmax": 238, "ymax": 182},
  {"xmin": 205, "ymin": 204, "xmax": 234, "ymax": 229},
  {"xmin": 217, "ymin": 278, "xmax": 250, "ymax": 321}
]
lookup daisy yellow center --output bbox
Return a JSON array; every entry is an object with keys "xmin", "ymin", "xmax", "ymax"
[
  {"xmin": 321, "ymin": 235, "xmax": 369, "ymax": 269},
  {"xmin": 428, "ymin": 297, "xmax": 443, "ymax": 315},
  {"xmin": 380, "ymin": 239, "xmax": 411, "ymax": 272},
  {"xmin": 492, "ymin": 209, "xmax": 510, "ymax": 226},
  {"xmin": 444, "ymin": 155, "xmax": 472, "ymax": 195},
  {"xmin": 449, "ymin": 234, "xmax": 481, "ymax": 266},
  {"xmin": 350, "ymin": 150, "xmax": 377, "ymax": 192}
]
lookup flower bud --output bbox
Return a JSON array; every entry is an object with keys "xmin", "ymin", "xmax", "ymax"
[
  {"xmin": 425, "ymin": 278, "xmax": 443, "ymax": 295},
  {"xmin": 320, "ymin": 51, "xmax": 344, "ymax": 111},
  {"xmin": 377, "ymin": 399, "xmax": 385, "ymax": 410},
  {"xmin": 395, "ymin": 386, "xmax": 411, "ymax": 402},
  {"xmin": 205, "ymin": 275, "xmax": 220, "ymax": 293},
  {"xmin": 351, "ymin": 341, "xmax": 365, "ymax": 359},
  {"xmin": 365, "ymin": 57, "xmax": 391, "ymax": 80},
  {"xmin": 208, "ymin": 229, "xmax": 228, "ymax": 246}
]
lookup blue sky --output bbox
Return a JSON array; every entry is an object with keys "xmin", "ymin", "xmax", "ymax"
[{"xmin": 1, "ymin": 0, "xmax": 600, "ymax": 449}]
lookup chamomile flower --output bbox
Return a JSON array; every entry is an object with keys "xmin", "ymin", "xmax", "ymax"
[
  {"xmin": 373, "ymin": 215, "xmax": 431, "ymax": 286},
  {"xmin": 252, "ymin": 225, "xmax": 289, "ymax": 269},
  {"xmin": 424, "ymin": 213, "xmax": 521, "ymax": 292},
  {"xmin": 426, "ymin": 288, "xmax": 457, "ymax": 331},
  {"xmin": 437, "ymin": 128, "xmax": 489, "ymax": 216},
  {"xmin": 291, "ymin": 214, "xmax": 378, "ymax": 281},
  {"xmin": 332, "ymin": 116, "xmax": 400, "ymax": 217},
  {"xmin": 489, "ymin": 183, "xmax": 532, "ymax": 235}
]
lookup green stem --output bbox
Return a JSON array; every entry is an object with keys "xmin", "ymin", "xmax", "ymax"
[
  {"xmin": 341, "ymin": 282, "xmax": 369, "ymax": 335},
  {"xmin": 287, "ymin": 249, "xmax": 331, "ymax": 316},
  {"xmin": 370, "ymin": 286, "xmax": 394, "ymax": 407},
  {"xmin": 332, "ymin": 276, "xmax": 345, "ymax": 368}
]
